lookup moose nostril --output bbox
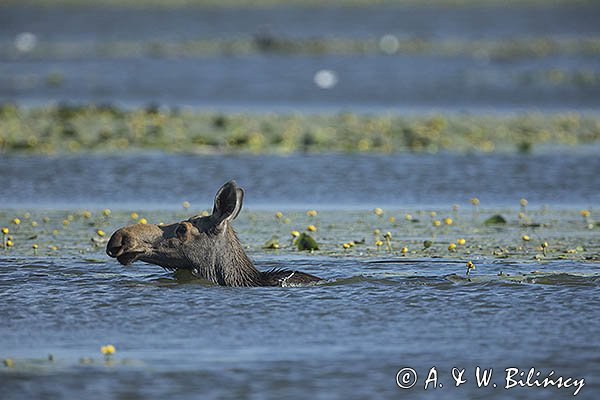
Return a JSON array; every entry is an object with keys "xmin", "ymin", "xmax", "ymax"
[
  {"xmin": 106, "ymin": 230, "xmax": 124, "ymax": 257},
  {"xmin": 107, "ymin": 246, "xmax": 123, "ymax": 257}
]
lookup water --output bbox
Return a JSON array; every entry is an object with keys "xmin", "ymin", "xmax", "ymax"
[
  {"xmin": 1, "ymin": 4, "xmax": 600, "ymax": 110},
  {"xmin": 1, "ymin": 254, "xmax": 599, "ymax": 399},
  {"xmin": 0, "ymin": 152, "xmax": 598, "ymax": 209},
  {"xmin": 3, "ymin": 4, "xmax": 600, "ymax": 41},
  {"xmin": 0, "ymin": 185, "xmax": 599, "ymax": 399},
  {"xmin": 2, "ymin": 3, "xmax": 600, "ymax": 398}
]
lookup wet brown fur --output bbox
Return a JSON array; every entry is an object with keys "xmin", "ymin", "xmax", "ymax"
[{"xmin": 106, "ymin": 181, "xmax": 322, "ymax": 287}]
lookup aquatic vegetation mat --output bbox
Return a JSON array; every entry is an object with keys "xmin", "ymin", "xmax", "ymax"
[
  {"xmin": 1, "ymin": 205, "xmax": 598, "ymax": 266},
  {"xmin": 1, "ymin": 104, "xmax": 599, "ymax": 154}
]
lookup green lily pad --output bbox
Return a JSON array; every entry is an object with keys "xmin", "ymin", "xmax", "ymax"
[
  {"xmin": 295, "ymin": 233, "xmax": 319, "ymax": 251},
  {"xmin": 484, "ymin": 214, "xmax": 507, "ymax": 225}
]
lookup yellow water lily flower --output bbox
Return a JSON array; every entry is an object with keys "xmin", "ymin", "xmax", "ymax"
[{"xmin": 101, "ymin": 344, "xmax": 116, "ymax": 355}]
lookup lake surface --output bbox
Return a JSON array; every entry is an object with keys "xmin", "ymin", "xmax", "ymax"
[
  {"xmin": 0, "ymin": 152, "xmax": 599, "ymax": 398},
  {"xmin": 1, "ymin": 243, "xmax": 599, "ymax": 399},
  {"xmin": 0, "ymin": 152, "xmax": 598, "ymax": 209},
  {"xmin": 1, "ymin": 3, "xmax": 600, "ymax": 111},
  {"xmin": 1, "ymin": 3, "xmax": 599, "ymax": 399}
]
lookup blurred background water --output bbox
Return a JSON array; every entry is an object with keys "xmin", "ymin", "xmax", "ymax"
[{"xmin": 1, "ymin": 3, "xmax": 600, "ymax": 111}]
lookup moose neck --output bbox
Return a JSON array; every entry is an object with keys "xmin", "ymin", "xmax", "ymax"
[{"xmin": 201, "ymin": 226, "xmax": 261, "ymax": 287}]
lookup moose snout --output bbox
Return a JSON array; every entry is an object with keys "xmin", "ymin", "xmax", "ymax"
[{"xmin": 106, "ymin": 230, "xmax": 125, "ymax": 257}]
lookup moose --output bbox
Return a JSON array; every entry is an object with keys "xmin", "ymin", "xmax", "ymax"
[{"xmin": 106, "ymin": 180, "xmax": 322, "ymax": 287}]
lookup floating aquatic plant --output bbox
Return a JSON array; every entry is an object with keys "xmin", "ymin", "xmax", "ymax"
[
  {"xmin": 541, "ymin": 241, "xmax": 549, "ymax": 256},
  {"xmin": 484, "ymin": 214, "xmax": 507, "ymax": 225},
  {"xmin": 101, "ymin": 344, "xmax": 116, "ymax": 362},
  {"xmin": 263, "ymin": 237, "xmax": 280, "ymax": 249},
  {"xmin": 2, "ymin": 105, "xmax": 600, "ymax": 154},
  {"xmin": 296, "ymin": 233, "xmax": 319, "ymax": 251},
  {"xmin": 466, "ymin": 261, "xmax": 475, "ymax": 276},
  {"xmin": 1, "ymin": 227, "xmax": 8, "ymax": 247}
]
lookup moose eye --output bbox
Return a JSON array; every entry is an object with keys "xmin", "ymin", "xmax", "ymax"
[{"xmin": 175, "ymin": 223, "xmax": 188, "ymax": 239}]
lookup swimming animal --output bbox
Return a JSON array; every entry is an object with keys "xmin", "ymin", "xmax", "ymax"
[{"xmin": 106, "ymin": 180, "xmax": 321, "ymax": 287}]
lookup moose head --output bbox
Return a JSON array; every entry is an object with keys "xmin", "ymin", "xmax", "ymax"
[{"xmin": 106, "ymin": 181, "xmax": 321, "ymax": 287}]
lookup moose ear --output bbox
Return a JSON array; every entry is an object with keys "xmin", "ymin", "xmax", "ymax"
[{"xmin": 212, "ymin": 180, "xmax": 244, "ymax": 226}]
